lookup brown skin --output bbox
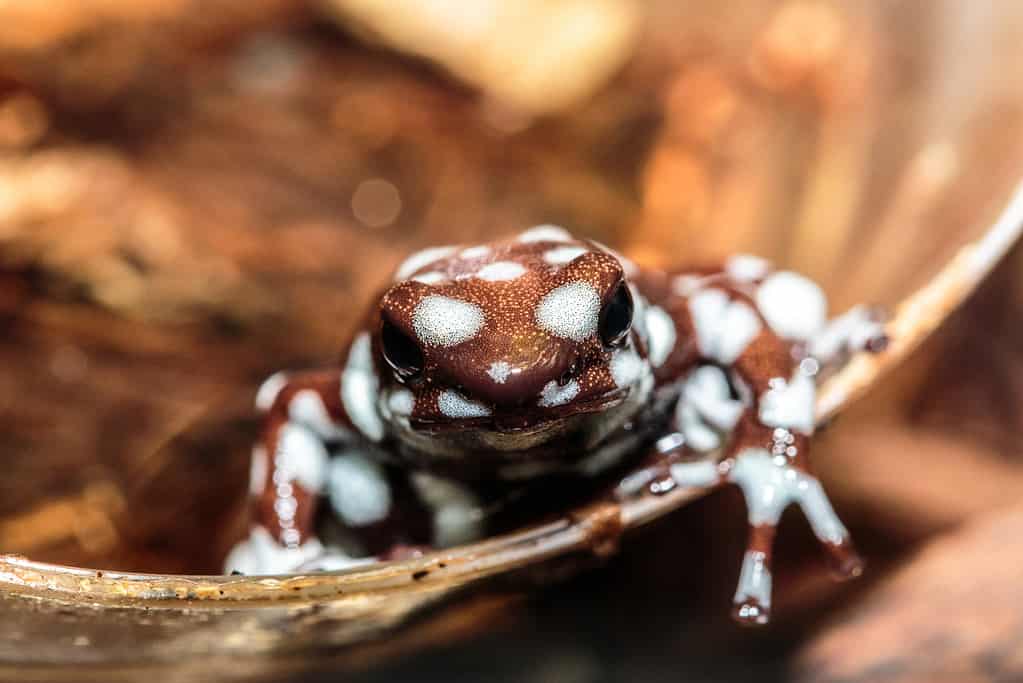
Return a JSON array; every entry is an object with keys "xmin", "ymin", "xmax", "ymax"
[{"xmin": 243, "ymin": 229, "xmax": 879, "ymax": 623}]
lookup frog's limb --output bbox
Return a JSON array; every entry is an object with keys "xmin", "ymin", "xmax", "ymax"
[
  {"xmin": 253, "ymin": 370, "xmax": 349, "ymax": 548},
  {"xmin": 228, "ymin": 360, "xmax": 485, "ymax": 573},
  {"xmin": 664, "ymin": 268, "xmax": 863, "ymax": 625},
  {"xmin": 809, "ymin": 305, "xmax": 888, "ymax": 373},
  {"xmin": 724, "ymin": 449, "xmax": 860, "ymax": 624},
  {"xmin": 224, "ymin": 369, "xmax": 355, "ymax": 574}
]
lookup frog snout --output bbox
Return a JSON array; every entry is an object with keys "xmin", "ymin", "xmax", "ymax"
[{"xmin": 457, "ymin": 352, "xmax": 580, "ymax": 410}]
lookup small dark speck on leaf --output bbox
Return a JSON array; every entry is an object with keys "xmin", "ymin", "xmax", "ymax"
[{"xmin": 412, "ymin": 570, "xmax": 429, "ymax": 581}]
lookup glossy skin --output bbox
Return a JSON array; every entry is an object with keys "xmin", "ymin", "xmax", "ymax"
[{"xmin": 225, "ymin": 225, "xmax": 886, "ymax": 625}]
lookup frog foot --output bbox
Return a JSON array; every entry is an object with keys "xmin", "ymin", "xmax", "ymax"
[{"xmin": 726, "ymin": 448, "xmax": 861, "ymax": 625}]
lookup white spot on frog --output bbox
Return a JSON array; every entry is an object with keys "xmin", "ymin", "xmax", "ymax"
[
  {"xmin": 672, "ymin": 275, "xmax": 703, "ymax": 296},
  {"xmin": 726, "ymin": 254, "xmax": 770, "ymax": 282},
  {"xmin": 223, "ymin": 526, "xmax": 326, "ymax": 575},
  {"xmin": 536, "ymin": 281, "xmax": 600, "ymax": 341},
  {"xmin": 476, "ymin": 261, "xmax": 526, "ymax": 282},
  {"xmin": 411, "ymin": 271, "xmax": 446, "ymax": 285},
  {"xmin": 683, "ymin": 365, "xmax": 744, "ymax": 431},
  {"xmin": 438, "ymin": 389, "xmax": 491, "ymax": 418},
  {"xmin": 341, "ymin": 333, "xmax": 384, "ymax": 441},
  {"xmin": 386, "ymin": 388, "xmax": 414, "ymax": 417},
  {"xmin": 644, "ymin": 305, "xmax": 676, "ymax": 367},
  {"xmin": 289, "ymin": 389, "xmax": 351, "ymax": 440},
  {"xmin": 326, "ymin": 451, "xmax": 392, "ymax": 526},
  {"xmin": 395, "ymin": 246, "xmax": 456, "ymax": 280},
  {"xmin": 487, "ymin": 361, "xmax": 513, "ymax": 384},
  {"xmin": 543, "ymin": 245, "xmax": 588, "ymax": 265},
  {"xmin": 759, "ymin": 373, "xmax": 816, "ymax": 435},
  {"xmin": 670, "ymin": 459, "xmax": 721, "ymax": 488},
  {"xmin": 688, "ymin": 289, "xmax": 762, "ymax": 364},
  {"xmin": 756, "ymin": 271, "xmax": 827, "ymax": 340},
  {"xmin": 255, "ymin": 371, "xmax": 288, "ymax": 412},
  {"xmin": 610, "ymin": 347, "xmax": 644, "ymax": 388},
  {"xmin": 412, "ymin": 296, "xmax": 485, "ymax": 347},
  {"xmin": 412, "ymin": 472, "xmax": 484, "ymax": 547},
  {"xmin": 629, "ymin": 286, "xmax": 649, "ymax": 346},
  {"xmin": 274, "ymin": 423, "xmax": 328, "ymax": 492},
  {"xmin": 518, "ymin": 224, "xmax": 573, "ymax": 243},
  {"xmin": 810, "ymin": 305, "xmax": 885, "ymax": 362},
  {"xmin": 459, "ymin": 245, "xmax": 491, "ymax": 259},
  {"xmin": 676, "ymin": 401, "xmax": 721, "ymax": 452},
  {"xmin": 539, "ymin": 379, "xmax": 580, "ymax": 407}
]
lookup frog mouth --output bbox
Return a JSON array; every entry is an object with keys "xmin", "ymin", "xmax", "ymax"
[{"xmin": 411, "ymin": 388, "xmax": 629, "ymax": 435}]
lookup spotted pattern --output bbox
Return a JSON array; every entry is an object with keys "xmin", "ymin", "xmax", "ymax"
[{"xmin": 239, "ymin": 225, "xmax": 870, "ymax": 624}]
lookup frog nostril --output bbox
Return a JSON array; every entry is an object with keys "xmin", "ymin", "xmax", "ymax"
[{"xmin": 559, "ymin": 360, "xmax": 582, "ymax": 386}]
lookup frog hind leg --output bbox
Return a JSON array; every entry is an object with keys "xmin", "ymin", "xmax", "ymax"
[{"xmin": 655, "ymin": 265, "xmax": 866, "ymax": 625}]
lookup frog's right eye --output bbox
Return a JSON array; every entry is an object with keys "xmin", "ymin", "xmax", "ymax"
[{"xmin": 381, "ymin": 319, "xmax": 425, "ymax": 380}]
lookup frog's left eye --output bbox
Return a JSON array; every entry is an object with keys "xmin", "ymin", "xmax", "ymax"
[
  {"xmin": 599, "ymin": 282, "xmax": 634, "ymax": 347},
  {"xmin": 381, "ymin": 319, "xmax": 425, "ymax": 380}
]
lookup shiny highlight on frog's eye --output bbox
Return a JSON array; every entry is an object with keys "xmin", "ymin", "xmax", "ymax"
[{"xmin": 381, "ymin": 320, "xmax": 425, "ymax": 379}]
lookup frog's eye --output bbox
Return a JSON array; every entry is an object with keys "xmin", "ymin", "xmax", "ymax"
[
  {"xmin": 381, "ymin": 319, "xmax": 425, "ymax": 379},
  {"xmin": 599, "ymin": 282, "xmax": 634, "ymax": 347}
]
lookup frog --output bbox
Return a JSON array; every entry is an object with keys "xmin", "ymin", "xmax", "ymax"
[{"xmin": 224, "ymin": 224, "xmax": 886, "ymax": 625}]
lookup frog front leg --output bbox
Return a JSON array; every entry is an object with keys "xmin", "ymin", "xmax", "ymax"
[
  {"xmin": 226, "ymin": 330, "xmax": 393, "ymax": 573},
  {"xmin": 224, "ymin": 368, "xmax": 349, "ymax": 574},
  {"xmin": 663, "ymin": 268, "xmax": 866, "ymax": 625}
]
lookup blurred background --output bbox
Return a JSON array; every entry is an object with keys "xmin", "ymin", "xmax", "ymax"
[{"xmin": 1, "ymin": 0, "xmax": 1023, "ymax": 680}]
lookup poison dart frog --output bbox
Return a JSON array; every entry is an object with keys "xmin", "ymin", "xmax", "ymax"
[{"xmin": 225, "ymin": 224, "xmax": 886, "ymax": 625}]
